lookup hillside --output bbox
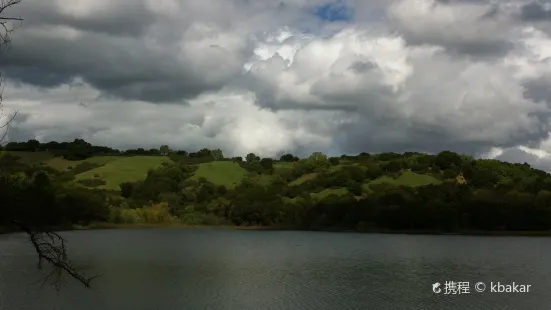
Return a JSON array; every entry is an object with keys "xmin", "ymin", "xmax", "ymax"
[
  {"xmin": 2, "ymin": 150, "xmax": 448, "ymax": 197},
  {"xmin": 74, "ymin": 156, "xmax": 172, "ymax": 190},
  {"xmin": 4, "ymin": 140, "xmax": 551, "ymax": 234},
  {"xmin": 189, "ymin": 161, "xmax": 246, "ymax": 189}
]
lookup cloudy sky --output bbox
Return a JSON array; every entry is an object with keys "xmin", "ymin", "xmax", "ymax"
[{"xmin": 2, "ymin": 0, "xmax": 551, "ymax": 169}]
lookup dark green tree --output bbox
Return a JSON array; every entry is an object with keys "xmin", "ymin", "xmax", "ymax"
[{"xmin": 246, "ymin": 153, "xmax": 257, "ymax": 163}]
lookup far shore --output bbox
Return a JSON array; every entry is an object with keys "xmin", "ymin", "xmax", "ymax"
[
  {"xmin": 4, "ymin": 222, "xmax": 551, "ymax": 237},
  {"xmin": 70, "ymin": 222, "xmax": 551, "ymax": 237}
]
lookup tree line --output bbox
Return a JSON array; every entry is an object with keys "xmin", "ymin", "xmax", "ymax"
[{"xmin": 4, "ymin": 139, "xmax": 551, "ymax": 235}]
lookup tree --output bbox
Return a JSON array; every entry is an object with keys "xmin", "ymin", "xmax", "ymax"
[
  {"xmin": 259, "ymin": 158, "xmax": 274, "ymax": 171},
  {"xmin": 120, "ymin": 182, "xmax": 134, "ymax": 198},
  {"xmin": 347, "ymin": 182, "xmax": 363, "ymax": 196},
  {"xmin": 435, "ymin": 151, "xmax": 463, "ymax": 170},
  {"xmin": 27, "ymin": 138, "xmax": 39, "ymax": 151},
  {"xmin": 159, "ymin": 145, "xmax": 170, "ymax": 155},
  {"xmin": 280, "ymin": 153, "xmax": 298, "ymax": 162},
  {"xmin": 307, "ymin": 152, "xmax": 330, "ymax": 170},
  {"xmin": 211, "ymin": 149, "xmax": 224, "ymax": 160},
  {"xmin": 0, "ymin": 1, "xmax": 97, "ymax": 291},
  {"xmin": 246, "ymin": 153, "xmax": 256, "ymax": 163}
]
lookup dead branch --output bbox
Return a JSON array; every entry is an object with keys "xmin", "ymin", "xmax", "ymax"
[
  {"xmin": 0, "ymin": 0, "xmax": 21, "ymax": 144},
  {"xmin": 0, "ymin": 0, "xmax": 22, "ymax": 54},
  {"xmin": 0, "ymin": 75, "xmax": 18, "ymax": 145},
  {"xmin": 11, "ymin": 220, "xmax": 101, "ymax": 291},
  {"xmin": 0, "ymin": 0, "xmax": 20, "ymax": 15},
  {"xmin": 0, "ymin": 0, "xmax": 99, "ymax": 292}
]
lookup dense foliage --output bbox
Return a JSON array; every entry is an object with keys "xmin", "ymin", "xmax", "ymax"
[{"xmin": 3, "ymin": 139, "xmax": 551, "ymax": 233}]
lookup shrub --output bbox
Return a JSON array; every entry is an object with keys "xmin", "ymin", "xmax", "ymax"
[
  {"xmin": 77, "ymin": 178, "xmax": 106, "ymax": 187},
  {"xmin": 120, "ymin": 182, "xmax": 134, "ymax": 198},
  {"xmin": 329, "ymin": 157, "xmax": 340, "ymax": 166},
  {"xmin": 72, "ymin": 162, "xmax": 102, "ymax": 174}
]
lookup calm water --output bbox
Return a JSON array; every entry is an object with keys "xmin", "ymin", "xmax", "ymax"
[{"xmin": 0, "ymin": 228, "xmax": 550, "ymax": 310}]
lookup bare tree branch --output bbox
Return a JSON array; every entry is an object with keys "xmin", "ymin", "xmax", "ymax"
[
  {"xmin": 0, "ymin": 1, "xmax": 100, "ymax": 291},
  {"xmin": 0, "ymin": 17, "xmax": 22, "ymax": 21},
  {"xmin": 0, "ymin": 75, "xmax": 18, "ymax": 146},
  {"xmin": 0, "ymin": 0, "xmax": 20, "ymax": 145},
  {"xmin": 0, "ymin": 1, "xmax": 22, "ymax": 54},
  {"xmin": 11, "ymin": 220, "xmax": 101, "ymax": 291},
  {"xmin": 0, "ymin": 0, "xmax": 21, "ymax": 14}
]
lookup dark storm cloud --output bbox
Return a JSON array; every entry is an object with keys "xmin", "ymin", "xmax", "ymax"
[
  {"xmin": 4, "ymin": 0, "xmax": 551, "ymax": 164},
  {"xmin": 8, "ymin": 0, "xmax": 157, "ymax": 37},
  {"xmin": 0, "ymin": 26, "xmax": 244, "ymax": 102},
  {"xmin": 387, "ymin": 0, "xmax": 517, "ymax": 58},
  {"xmin": 337, "ymin": 115, "xmax": 551, "ymax": 157},
  {"xmin": 0, "ymin": 0, "xmax": 254, "ymax": 103},
  {"xmin": 348, "ymin": 61, "xmax": 376, "ymax": 74},
  {"xmin": 520, "ymin": 1, "xmax": 551, "ymax": 22},
  {"xmin": 410, "ymin": 38, "xmax": 515, "ymax": 58},
  {"xmin": 496, "ymin": 147, "xmax": 551, "ymax": 171},
  {"xmin": 524, "ymin": 77, "xmax": 551, "ymax": 104}
]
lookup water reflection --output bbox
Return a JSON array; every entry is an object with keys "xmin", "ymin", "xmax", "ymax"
[{"xmin": 0, "ymin": 229, "xmax": 550, "ymax": 309}]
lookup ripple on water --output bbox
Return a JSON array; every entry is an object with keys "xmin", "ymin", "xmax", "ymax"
[{"xmin": 0, "ymin": 229, "xmax": 551, "ymax": 310}]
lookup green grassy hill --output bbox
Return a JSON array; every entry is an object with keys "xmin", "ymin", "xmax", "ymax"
[
  {"xmin": 7, "ymin": 142, "xmax": 551, "ymax": 234},
  {"xmin": 74, "ymin": 156, "xmax": 171, "ymax": 190},
  {"xmin": 3, "ymin": 151, "xmax": 445, "ymax": 195},
  {"xmin": 364, "ymin": 171, "xmax": 441, "ymax": 191},
  {"xmin": 189, "ymin": 161, "xmax": 247, "ymax": 189},
  {"xmin": 289, "ymin": 173, "xmax": 317, "ymax": 186},
  {"xmin": 46, "ymin": 155, "xmax": 119, "ymax": 171},
  {"xmin": 3, "ymin": 151, "xmax": 54, "ymax": 164},
  {"xmin": 311, "ymin": 187, "xmax": 349, "ymax": 200}
]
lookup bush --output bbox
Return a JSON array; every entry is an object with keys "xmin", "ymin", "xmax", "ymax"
[
  {"xmin": 72, "ymin": 162, "xmax": 102, "ymax": 174},
  {"xmin": 111, "ymin": 203, "xmax": 179, "ymax": 224},
  {"xmin": 217, "ymin": 185, "xmax": 227, "ymax": 195},
  {"xmin": 443, "ymin": 169, "xmax": 458, "ymax": 180},
  {"xmin": 56, "ymin": 188, "xmax": 110, "ymax": 224},
  {"xmin": 136, "ymin": 203, "xmax": 179, "ymax": 223},
  {"xmin": 120, "ymin": 182, "xmax": 134, "ymax": 198},
  {"xmin": 347, "ymin": 182, "xmax": 363, "ymax": 196},
  {"xmin": 77, "ymin": 178, "xmax": 106, "ymax": 187},
  {"xmin": 120, "ymin": 209, "xmax": 142, "ymax": 223},
  {"xmin": 57, "ymin": 172, "xmax": 76, "ymax": 182}
]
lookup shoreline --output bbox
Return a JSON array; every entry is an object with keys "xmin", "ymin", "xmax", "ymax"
[{"xmin": 72, "ymin": 223, "xmax": 551, "ymax": 237}]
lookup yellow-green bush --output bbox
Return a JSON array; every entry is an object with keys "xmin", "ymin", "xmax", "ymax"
[{"xmin": 109, "ymin": 202, "xmax": 178, "ymax": 224}]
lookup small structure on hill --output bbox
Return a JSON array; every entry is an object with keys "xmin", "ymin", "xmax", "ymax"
[{"xmin": 456, "ymin": 172, "xmax": 467, "ymax": 185}]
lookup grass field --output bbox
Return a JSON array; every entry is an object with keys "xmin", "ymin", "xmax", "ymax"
[
  {"xmin": 273, "ymin": 162, "xmax": 294, "ymax": 171},
  {"xmin": 45, "ymin": 156, "xmax": 120, "ymax": 171},
  {"xmin": 311, "ymin": 187, "xmax": 349, "ymax": 200},
  {"xmin": 189, "ymin": 161, "xmax": 247, "ymax": 189},
  {"xmin": 253, "ymin": 174, "xmax": 274, "ymax": 186},
  {"xmin": 289, "ymin": 173, "xmax": 318, "ymax": 186},
  {"xmin": 5, "ymin": 151, "xmax": 123, "ymax": 171},
  {"xmin": 75, "ymin": 156, "xmax": 171, "ymax": 190},
  {"xmin": 4, "ymin": 151, "xmax": 54, "ymax": 164},
  {"xmin": 365, "ymin": 171, "xmax": 441, "ymax": 190}
]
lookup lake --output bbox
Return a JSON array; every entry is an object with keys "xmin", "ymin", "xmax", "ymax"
[{"xmin": 1, "ymin": 228, "xmax": 550, "ymax": 309}]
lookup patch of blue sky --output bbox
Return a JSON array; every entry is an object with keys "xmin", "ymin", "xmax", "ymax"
[{"xmin": 315, "ymin": 0, "xmax": 354, "ymax": 22}]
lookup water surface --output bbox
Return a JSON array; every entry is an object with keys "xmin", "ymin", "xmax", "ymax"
[{"xmin": 0, "ymin": 228, "xmax": 549, "ymax": 309}]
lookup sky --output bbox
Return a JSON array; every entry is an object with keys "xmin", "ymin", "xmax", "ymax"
[{"xmin": 2, "ymin": 0, "xmax": 551, "ymax": 170}]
